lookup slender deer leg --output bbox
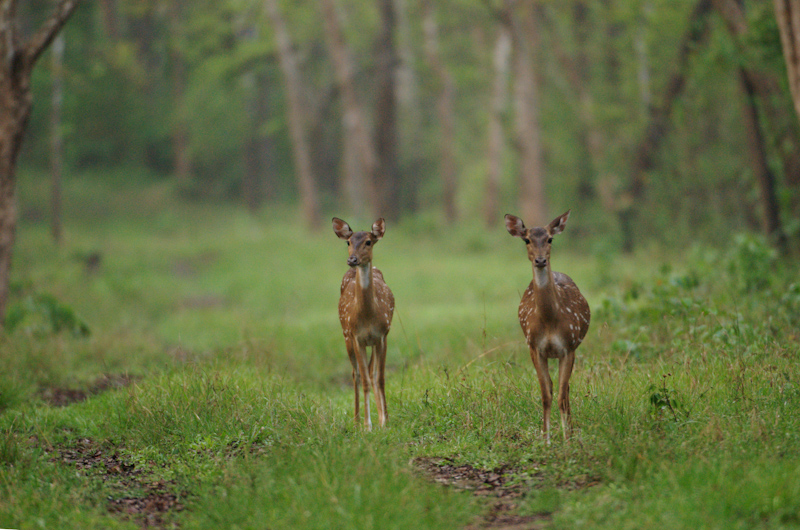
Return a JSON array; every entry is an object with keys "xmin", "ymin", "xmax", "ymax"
[
  {"xmin": 530, "ymin": 347, "xmax": 553, "ymax": 443},
  {"xmin": 345, "ymin": 336, "xmax": 360, "ymax": 426},
  {"xmin": 368, "ymin": 348, "xmax": 380, "ymax": 426},
  {"xmin": 375, "ymin": 336, "xmax": 388, "ymax": 427},
  {"xmin": 354, "ymin": 339, "xmax": 373, "ymax": 430},
  {"xmin": 557, "ymin": 351, "xmax": 575, "ymax": 440}
]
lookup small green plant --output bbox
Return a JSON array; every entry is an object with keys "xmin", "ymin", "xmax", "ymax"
[
  {"xmin": 5, "ymin": 291, "xmax": 90, "ymax": 337},
  {"xmin": 648, "ymin": 373, "xmax": 685, "ymax": 421},
  {"xmin": 727, "ymin": 233, "xmax": 777, "ymax": 292}
]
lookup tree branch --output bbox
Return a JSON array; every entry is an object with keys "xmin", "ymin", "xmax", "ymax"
[{"xmin": 23, "ymin": 0, "xmax": 82, "ymax": 69}]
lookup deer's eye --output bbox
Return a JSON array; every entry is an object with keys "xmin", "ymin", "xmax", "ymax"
[
  {"xmin": 523, "ymin": 238, "xmax": 530, "ymax": 245},
  {"xmin": 547, "ymin": 237, "xmax": 553, "ymax": 244},
  {"xmin": 365, "ymin": 240, "xmax": 372, "ymax": 246},
  {"xmin": 346, "ymin": 241, "xmax": 350, "ymax": 246}
]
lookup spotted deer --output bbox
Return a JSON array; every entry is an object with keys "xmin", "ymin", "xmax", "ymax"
[
  {"xmin": 332, "ymin": 217, "xmax": 395, "ymax": 430},
  {"xmin": 505, "ymin": 210, "xmax": 590, "ymax": 442}
]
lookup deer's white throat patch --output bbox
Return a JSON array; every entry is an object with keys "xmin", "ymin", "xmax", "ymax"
[
  {"xmin": 357, "ymin": 264, "xmax": 372, "ymax": 290},
  {"xmin": 534, "ymin": 267, "xmax": 550, "ymax": 288}
]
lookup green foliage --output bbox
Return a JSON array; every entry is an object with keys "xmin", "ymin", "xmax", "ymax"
[
  {"xmin": 5, "ymin": 284, "xmax": 90, "ymax": 337},
  {"xmin": 17, "ymin": 0, "xmax": 800, "ymax": 243}
]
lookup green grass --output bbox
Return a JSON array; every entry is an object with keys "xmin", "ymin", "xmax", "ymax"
[{"xmin": 2, "ymin": 172, "xmax": 799, "ymax": 528}]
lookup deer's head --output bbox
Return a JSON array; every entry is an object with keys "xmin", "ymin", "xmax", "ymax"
[
  {"xmin": 505, "ymin": 210, "xmax": 570, "ymax": 270},
  {"xmin": 332, "ymin": 218, "xmax": 386, "ymax": 267}
]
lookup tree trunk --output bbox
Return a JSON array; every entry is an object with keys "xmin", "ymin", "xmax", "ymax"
[
  {"xmin": 774, "ymin": 0, "xmax": 800, "ymax": 120},
  {"xmin": 738, "ymin": 70, "xmax": 786, "ymax": 249},
  {"xmin": 484, "ymin": 22, "xmax": 512, "ymax": 227},
  {"xmin": 0, "ymin": 0, "xmax": 82, "ymax": 322},
  {"xmin": 422, "ymin": 0, "xmax": 457, "ymax": 223},
  {"xmin": 51, "ymin": 33, "xmax": 65, "ymax": 245},
  {"xmin": 319, "ymin": 0, "xmax": 377, "ymax": 218},
  {"xmin": 715, "ymin": 0, "xmax": 787, "ymax": 248},
  {"xmin": 374, "ymin": 0, "xmax": 400, "ymax": 221},
  {"xmin": 775, "ymin": 0, "xmax": 800, "ymax": 124},
  {"xmin": 394, "ymin": 0, "xmax": 422, "ymax": 213},
  {"xmin": 265, "ymin": 0, "xmax": 321, "ymax": 227},
  {"xmin": 169, "ymin": 2, "xmax": 191, "ymax": 184},
  {"xmin": 509, "ymin": 1, "xmax": 546, "ymax": 226},
  {"xmin": 572, "ymin": 2, "xmax": 599, "ymax": 201}
]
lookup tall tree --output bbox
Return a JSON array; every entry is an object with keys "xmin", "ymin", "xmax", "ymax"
[
  {"xmin": 169, "ymin": 1, "xmax": 191, "ymax": 184},
  {"xmin": 264, "ymin": 0, "xmax": 321, "ymax": 228},
  {"xmin": 394, "ymin": 0, "xmax": 423, "ymax": 213},
  {"xmin": 320, "ymin": 0, "xmax": 377, "ymax": 218},
  {"xmin": 509, "ymin": 1, "xmax": 547, "ymax": 226},
  {"xmin": 774, "ymin": 0, "xmax": 800, "ymax": 121},
  {"xmin": 485, "ymin": 20, "xmax": 512, "ymax": 227},
  {"xmin": 50, "ymin": 33, "xmax": 65, "ymax": 245},
  {"xmin": 374, "ymin": 0, "xmax": 400, "ymax": 221},
  {"xmin": 422, "ymin": 0, "xmax": 457, "ymax": 223},
  {"xmin": 713, "ymin": 0, "xmax": 786, "ymax": 249},
  {"xmin": 0, "ymin": 0, "xmax": 82, "ymax": 322}
]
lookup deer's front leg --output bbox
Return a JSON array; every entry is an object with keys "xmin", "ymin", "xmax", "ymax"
[
  {"xmin": 373, "ymin": 336, "xmax": 388, "ymax": 427},
  {"xmin": 530, "ymin": 347, "xmax": 553, "ymax": 443},
  {"xmin": 354, "ymin": 338, "xmax": 373, "ymax": 430},
  {"xmin": 557, "ymin": 351, "xmax": 575, "ymax": 440},
  {"xmin": 345, "ymin": 334, "xmax": 360, "ymax": 426}
]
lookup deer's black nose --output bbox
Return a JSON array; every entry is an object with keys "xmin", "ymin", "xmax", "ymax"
[
  {"xmin": 534, "ymin": 257, "xmax": 547, "ymax": 268},
  {"xmin": 347, "ymin": 256, "xmax": 359, "ymax": 266}
]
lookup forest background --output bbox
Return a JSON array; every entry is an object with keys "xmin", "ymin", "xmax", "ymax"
[{"xmin": 14, "ymin": 0, "xmax": 800, "ymax": 253}]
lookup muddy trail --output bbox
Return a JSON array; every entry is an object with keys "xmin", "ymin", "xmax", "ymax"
[{"xmin": 37, "ymin": 375, "xmax": 595, "ymax": 529}]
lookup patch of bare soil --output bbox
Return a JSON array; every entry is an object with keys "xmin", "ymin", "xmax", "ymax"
[
  {"xmin": 40, "ymin": 373, "xmax": 137, "ymax": 407},
  {"xmin": 48, "ymin": 438, "xmax": 184, "ymax": 529},
  {"xmin": 413, "ymin": 457, "xmax": 552, "ymax": 530}
]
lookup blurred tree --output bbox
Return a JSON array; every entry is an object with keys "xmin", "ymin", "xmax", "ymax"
[
  {"xmin": 422, "ymin": 0, "xmax": 457, "ymax": 223},
  {"xmin": 320, "ymin": 0, "xmax": 377, "ymax": 218},
  {"xmin": 484, "ymin": 19, "xmax": 512, "ymax": 227},
  {"xmin": 395, "ymin": 0, "xmax": 423, "ymax": 213},
  {"xmin": 509, "ymin": 1, "xmax": 547, "ymax": 226},
  {"xmin": 50, "ymin": 33, "xmax": 64, "ymax": 245},
  {"xmin": 713, "ymin": 0, "xmax": 786, "ymax": 250},
  {"xmin": 264, "ymin": 0, "xmax": 321, "ymax": 227},
  {"xmin": 0, "ymin": 0, "xmax": 82, "ymax": 322},
  {"xmin": 774, "ymin": 0, "xmax": 800, "ymax": 120},
  {"xmin": 374, "ymin": 0, "xmax": 400, "ymax": 221},
  {"xmin": 169, "ymin": 1, "xmax": 191, "ymax": 184},
  {"xmin": 625, "ymin": 0, "xmax": 712, "ymax": 252}
]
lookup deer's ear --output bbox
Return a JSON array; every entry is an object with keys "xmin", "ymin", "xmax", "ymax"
[
  {"xmin": 371, "ymin": 218, "xmax": 386, "ymax": 240},
  {"xmin": 504, "ymin": 214, "xmax": 527, "ymax": 238},
  {"xmin": 547, "ymin": 210, "xmax": 571, "ymax": 236},
  {"xmin": 332, "ymin": 217, "xmax": 353, "ymax": 240}
]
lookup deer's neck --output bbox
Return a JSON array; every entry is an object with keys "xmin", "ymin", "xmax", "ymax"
[
  {"xmin": 532, "ymin": 266, "xmax": 560, "ymax": 320},
  {"xmin": 354, "ymin": 264, "xmax": 377, "ymax": 311}
]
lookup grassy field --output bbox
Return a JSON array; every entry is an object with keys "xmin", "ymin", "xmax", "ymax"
[{"xmin": 1, "ymin": 173, "xmax": 800, "ymax": 529}]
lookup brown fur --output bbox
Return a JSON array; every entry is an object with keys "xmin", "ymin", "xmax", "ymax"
[
  {"xmin": 505, "ymin": 210, "xmax": 590, "ymax": 441},
  {"xmin": 333, "ymin": 218, "xmax": 395, "ymax": 429}
]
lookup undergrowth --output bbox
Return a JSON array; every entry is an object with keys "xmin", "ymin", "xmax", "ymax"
[{"xmin": 1, "ymin": 177, "xmax": 799, "ymax": 529}]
